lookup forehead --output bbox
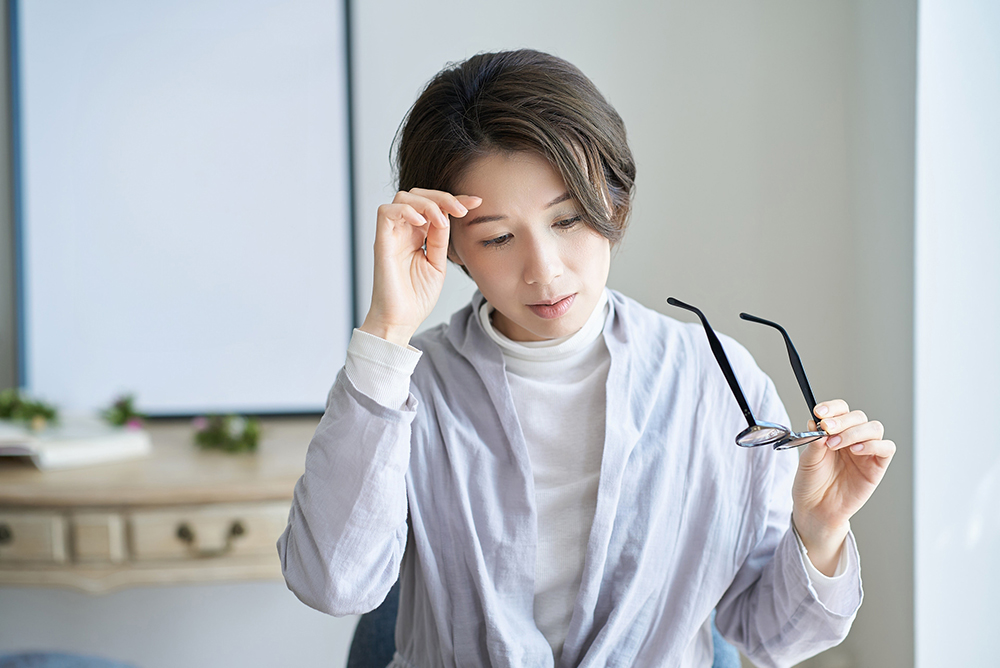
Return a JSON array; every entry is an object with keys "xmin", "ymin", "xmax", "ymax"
[{"xmin": 453, "ymin": 151, "xmax": 569, "ymax": 210}]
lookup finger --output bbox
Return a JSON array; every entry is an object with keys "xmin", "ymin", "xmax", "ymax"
[
  {"xmin": 377, "ymin": 202, "xmax": 429, "ymax": 231},
  {"xmin": 424, "ymin": 215, "xmax": 451, "ymax": 270},
  {"xmin": 455, "ymin": 194, "xmax": 483, "ymax": 212},
  {"xmin": 819, "ymin": 409, "xmax": 868, "ymax": 436},
  {"xmin": 813, "ymin": 399, "xmax": 849, "ymax": 421},
  {"xmin": 393, "ymin": 191, "xmax": 452, "ymax": 229},
  {"xmin": 845, "ymin": 438, "xmax": 896, "ymax": 460},
  {"xmin": 825, "ymin": 420, "xmax": 884, "ymax": 450},
  {"xmin": 404, "ymin": 189, "xmax": 480, "ymax": 221},
  {"xmin": 797, "ymin": 435, "xmax": 831, "ymax": 468}
]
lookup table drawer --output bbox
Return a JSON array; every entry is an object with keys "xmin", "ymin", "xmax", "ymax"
[
  {"xmin": 128, "ymin": 502, "xmax": 290, "ymax": 561},
  {"xmin": 0, "ymin": 511, "xmax": 68, "ymax": 563},
  {"xmin": 72, "ymin": 512, "xmax": 127, "ymax": 563}
]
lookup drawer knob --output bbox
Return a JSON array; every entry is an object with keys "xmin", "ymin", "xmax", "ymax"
[
  {"xmin": 176, "ymin": 523, "xmax": 195, "ymax": 543},
  {"xmin": 0, "ymin": 524, "xmax": 12, "ymax": 545},
  {"xmin": 174, "ymin": 520, "xmax": 246, "ymax": 558}
]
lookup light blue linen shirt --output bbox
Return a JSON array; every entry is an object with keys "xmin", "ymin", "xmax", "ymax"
[{"xmin": 277, "ymin": 288, "xmax": 862, "ymax": 668}]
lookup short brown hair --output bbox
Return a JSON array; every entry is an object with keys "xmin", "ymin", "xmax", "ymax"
[{"xmin": 393, "ymin": 49, "xmax": 636, "ymax": 252}]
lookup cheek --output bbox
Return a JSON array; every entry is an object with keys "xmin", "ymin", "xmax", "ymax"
[
  {"xmin": 568, "ymin": 231, "xmax": 611, "ymax": 268},
  {"xmin": 449, "ymin": 238, "xmax": 508, "ymax": 285},
  {"xmin": 469, "ymin": 255, "xmax": 512, "ymax": 287}
]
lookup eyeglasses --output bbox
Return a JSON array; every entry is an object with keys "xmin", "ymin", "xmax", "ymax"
[{"xmin": 667, "ymin": 297, "xmax": 826, "ymax": 450}]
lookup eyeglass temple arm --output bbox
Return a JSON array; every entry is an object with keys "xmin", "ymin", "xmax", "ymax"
[
  {"xmin": 739, "ymin": 312, "xmax": 820, "ymax": 419},
  {"xmin": 667, "ymin": 297, "xmax": 758, "ymax": 430}
]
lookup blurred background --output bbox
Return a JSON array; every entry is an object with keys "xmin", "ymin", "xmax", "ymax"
[{"xmin": 1, "ymin": 0, "xmax": 997, "ymax": 667}]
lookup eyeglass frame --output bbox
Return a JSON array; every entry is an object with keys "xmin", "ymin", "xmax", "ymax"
[{"xmin": 666, "ymin": 297, "xmax": 826, "ymax": 450}]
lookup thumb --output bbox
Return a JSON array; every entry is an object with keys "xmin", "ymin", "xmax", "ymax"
[
  {"xmin": 424, "ymin": 216, "xmax": 451, "ymax": 271},
  {"xmin": 798, "ymin": 435, "xmax": 829, "ymax": 469}
]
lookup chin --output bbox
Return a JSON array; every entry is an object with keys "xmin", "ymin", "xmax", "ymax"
[{"xmin": 529, "ymin": 313, "xmax": 585, "ymax": 339}]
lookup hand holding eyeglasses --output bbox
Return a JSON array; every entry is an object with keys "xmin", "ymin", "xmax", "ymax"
[
  {"xmin": 791, "ymin": 399, "xmax": 895, "ymax": 576},
  {"xmin": 668, "ymin": 297, "xmax": 896, "ymax": 576}
]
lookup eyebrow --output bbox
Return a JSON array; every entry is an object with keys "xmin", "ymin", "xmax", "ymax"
[{"xmin": 464, "ymin": 191, "xmax": 573, "ymax": 226}]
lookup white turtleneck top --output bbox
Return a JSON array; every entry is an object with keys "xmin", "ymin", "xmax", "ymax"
[{"xmin": 477, "ymin": 290, "xmax": 611, "ymax": 659}]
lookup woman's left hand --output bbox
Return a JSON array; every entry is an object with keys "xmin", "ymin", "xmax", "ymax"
[{"xmin": 790, "ymin": 399, "xmax": 895, "ymax": 575}]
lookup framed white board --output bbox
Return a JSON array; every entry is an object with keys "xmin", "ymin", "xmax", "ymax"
[{"xmin": 13, "ymin": 0, "xmax": 353, "ymax": 415}]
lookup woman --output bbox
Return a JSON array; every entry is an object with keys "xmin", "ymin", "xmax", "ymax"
[{"xmin": 278, "ymin": 49, "xmax": 894, "ymax": 668}]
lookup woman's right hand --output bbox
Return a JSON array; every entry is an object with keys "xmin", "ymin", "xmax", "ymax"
[{"xmin": 360, "ymin": 188, "xmax": 481, "ymax": 346}]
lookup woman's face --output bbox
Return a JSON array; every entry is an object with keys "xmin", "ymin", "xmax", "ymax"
[{"xmin": 448, "ymin": 151, "xmax": 612, "ymax": 342}]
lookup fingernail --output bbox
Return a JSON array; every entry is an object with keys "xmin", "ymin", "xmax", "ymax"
[
  {"xmin": 816, "ymin": 405, "xmax": 829, "ymax": 416},
  {"xmin": 851, "ymin": 443, "xmax": 864, "ymax": 452},
  {"xmin": 827, "ymin": 435, "xmax": 841, "ymax": 448},
  {"xmin": 457, "ymin": 206, "xmax": 468, "ymax": 216}
]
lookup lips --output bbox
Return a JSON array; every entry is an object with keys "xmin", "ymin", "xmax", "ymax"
[
  {"xmin": 527, "ymin": 293, "xmax": 576, "ymax": 319},
  {"xmin": 529, "ymin": 294, "xmax": 574, "ymax": 306}
]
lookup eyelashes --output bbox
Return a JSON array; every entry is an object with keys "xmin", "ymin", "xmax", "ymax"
[
  {"xmin": 481, "ymin": 216, "xmax": 583, "ymax": 249},
  {"xmin": 555, "ymin": 215, "xmax": 583, "ymax": 229},
  {"xmin": 481, "ymin": 234, "xmax": 511, "ymax": 248}
]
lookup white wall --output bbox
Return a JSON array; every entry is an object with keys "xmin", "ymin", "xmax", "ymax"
[
  {"xmin": 16, "ymin": 0, "xmax": 353, "ymax": 415},
  {"xmin": 914, "ymin": 1, "xmax": 1000, "ymax": 666}
]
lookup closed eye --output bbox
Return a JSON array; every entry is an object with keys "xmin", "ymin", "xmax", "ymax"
[{"xmin": 555, "ymin": 215, "xmax": 582, "ymax": 229}]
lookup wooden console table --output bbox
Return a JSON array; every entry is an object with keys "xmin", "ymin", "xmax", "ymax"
[{"xmin": 0, "ymin": 416, "xmax": 318, "ymax": 593}]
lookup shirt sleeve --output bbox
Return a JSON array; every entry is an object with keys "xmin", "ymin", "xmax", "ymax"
[
  {"xmin": 713, "ymin": 371, "xmax": 864, "ymax": 668},
  {"xmin": 793, "ymin": 519, "xmax": 861, "ymax": 617},
  {"xmin": 276, "ymin": 355, "xmax": 421, "ymax": 617}
]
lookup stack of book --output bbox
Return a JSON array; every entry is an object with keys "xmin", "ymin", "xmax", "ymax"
[{"xmin": 0, "ymin": 415, "xmax": 152, "ymax": 470}]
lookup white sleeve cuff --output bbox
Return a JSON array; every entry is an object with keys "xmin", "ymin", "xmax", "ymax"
[
  {"xmin": 793, "ymin": 522, "xmax": 857, "ymax": 614},
  {"xmin": 344, "ymin": 328, "xmax": 422, "ymax": 410}
]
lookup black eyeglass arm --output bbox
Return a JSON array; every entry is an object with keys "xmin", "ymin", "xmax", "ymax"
[
  {"xmin": 668, "ymin": 297, "xmax": 758, "ymax": 429},
  {"xmin": 739, "ymin": 312, "xmax": 820, "ymax": 418}
]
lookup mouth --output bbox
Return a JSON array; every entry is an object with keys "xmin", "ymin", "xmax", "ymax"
[
  {"xmin": 529, "ymin": 294, "xmax": 574, "ymax": 306},
  {"xmin": 527, "ymin": 293, "xmax": 576, "ymax": 319}
]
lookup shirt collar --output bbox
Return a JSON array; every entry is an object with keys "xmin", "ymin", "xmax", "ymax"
[
  {"xmin": 444, "ymin": 286, "xmax": 625, "ymax": 377},
  {"xmin": 477, "ymin": 289, "xmax": 610, "ymax": 361}
]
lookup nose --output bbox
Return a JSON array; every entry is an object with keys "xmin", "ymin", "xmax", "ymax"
[{"xmin": 522, "ymin": 234, "xmax": 563, "ymax": 286}]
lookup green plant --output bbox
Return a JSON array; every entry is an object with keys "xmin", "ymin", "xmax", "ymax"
[
  {"xmin": 102, "ymin": 393, "xmax": 147, "ymax": 428},
  {"xmin": 192, "ymin": 414, "xmax": 261, "ymax": 453},
  {"xmin": 0, "ymin": 388, "xmax": 58, "ymax": 430}
]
